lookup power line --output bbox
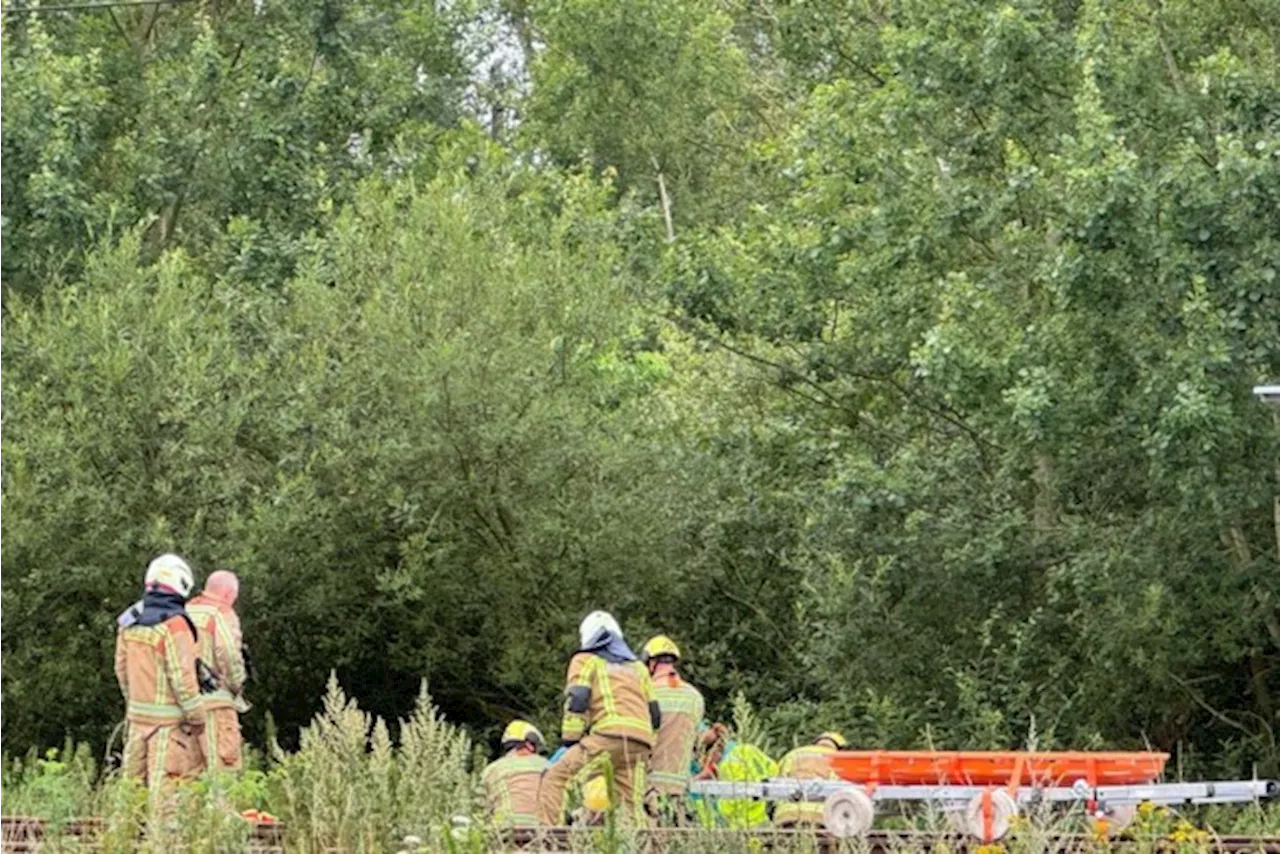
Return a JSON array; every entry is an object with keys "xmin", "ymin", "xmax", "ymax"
[{"xmin": 1, "ymin": 0, "xmax": 194, "ymax": 14}]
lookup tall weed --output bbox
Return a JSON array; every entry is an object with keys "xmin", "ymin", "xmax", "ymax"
[
  {"xmin": 729, "ymin": 692, "xmax": 775, "ymax": 756},
  {"xmin": 269, "ymin": 673, "xmax": 472, "ymax": 852},
  {"xmin": 394, "ymin": 680, "xmax": 473, "ymax": 838},
  {"xmin": 271, "ymin": 672, "xmax": 385, "ymax": 851}
]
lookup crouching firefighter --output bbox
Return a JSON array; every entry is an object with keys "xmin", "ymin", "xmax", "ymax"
[
  {"xmin": 773, "ymin": 732, "xmax": 847, "ymax": 827},
  {"xmin": 536, "ymin": 611, "xmax": 661, "ymax": 825},
  {"xmin": 481, "ymin": 721, "xmax": 549, "ymax": 828},
  {"xmin": 187, "ymin": 570, "xmax": 249, "ymax": 772},
  {"xmin": 114, "ymin": 554, "xmax": 205, "ymax": 794}
]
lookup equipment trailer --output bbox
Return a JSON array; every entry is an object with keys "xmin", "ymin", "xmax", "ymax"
[{"xmin": 688, "ymin": 750, "xmax": 1280, "ymax": 841}]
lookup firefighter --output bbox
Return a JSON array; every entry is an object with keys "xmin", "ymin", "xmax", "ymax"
[
  {"xmin": 114, "ymin": 554, "xmax": 205, "ymax": 793},
  {"xmin": 186, "ymin": 570, "xmax": 248, "ymax": 773},
  {"xmin": 481, "ymin": 720, "xmax": 549, "ymax": 827},
  {"xmin": 641, "ymin": 635, "xmax": 704, "ymax": 822},
  {"xmin": 772, "ymin": 731, "xmax": 847, "ymax": 827},
  {"xmin": 536, "ymin": 611, "xmax": 660, "ymax": 825}
]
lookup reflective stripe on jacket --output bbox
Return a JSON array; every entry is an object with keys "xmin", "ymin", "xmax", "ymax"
[
  {"xmin": 115, "ymin": 615, "xmax": 202, "ymax": 726},
  {"xmin": 561, "ymin": 653, "xmax": 656, "ymax": 745},
  {"xmin": 481, "ymin": 753, "xmax": 549, "ymax": 826},
  {"xmin": 187, "ymin": 596, "xmax": 246, "ymax": 709},
  {"xmin": 648, "ymin": 674, "xmax": 704, "ymax": 792},
  {"xmin": 773, "ymin": 744, "xmax": 837, "ymax": 825}
]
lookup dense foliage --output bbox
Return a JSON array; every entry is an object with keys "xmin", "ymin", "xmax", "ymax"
[{"xmin": 3, "ymin": 0, "xmax": 1278, "ymax": 779}]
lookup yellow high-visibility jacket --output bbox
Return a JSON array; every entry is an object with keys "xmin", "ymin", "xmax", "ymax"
[{"xmin": 694, "ymin": 742, "xmax": 778, "ymax": 829}]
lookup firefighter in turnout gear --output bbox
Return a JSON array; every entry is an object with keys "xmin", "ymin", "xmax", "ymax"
[
  {"xmin": 481, "ymin": 721, "xmax": 549, "ymax": 827},
  {"xmin": 114, "ymin": 554, "xmax": 205, "ymax": 793},
  {"xmin": 772, "ymin": 732, "xmax": 846, "ymax": 827},
  {"xmin": 186, "ymin": 570, "xmax": 248, "ymax": 772},
  {"xmin": 641, "ymin": 635, "xmax": 704, "ymax": 821},
  {"xmin": 536, "ymin": 611, "xmax": 660, "ymax": 825}
]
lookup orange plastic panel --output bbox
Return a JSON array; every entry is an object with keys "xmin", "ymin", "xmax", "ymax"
[{"xmin": 828, "ymin": 751, "xmax": 1168, "ymax": 787}]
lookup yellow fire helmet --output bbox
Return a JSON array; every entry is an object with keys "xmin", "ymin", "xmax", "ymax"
[
  {"xmin": 641, "ymin": 634, "xmax": 682, "ymax": 663},
  {"xmin": 500, "ymin": 720, "xmax": 545, "ymax": 752},
  {"xmin": 582, "ymin": 776, "xmax": 611, "ymax": 812},
  {"xmin": 816, "ymin": 731, "xmax": 848, "ymax": 749}
]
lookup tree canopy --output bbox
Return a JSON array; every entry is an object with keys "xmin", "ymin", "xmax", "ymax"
[{"xmin": 3, "ymin": 0, "xmax": 1278, "ymax": 777}]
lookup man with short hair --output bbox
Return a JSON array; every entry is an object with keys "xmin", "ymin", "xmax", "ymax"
[{"xmin": 186, "ymin": 570, "xmax": 248, "ymax": 772}]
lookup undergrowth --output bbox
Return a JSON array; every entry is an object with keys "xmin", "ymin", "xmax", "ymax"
[
  {"xmin": 2, "ymin": 675, "xmax": 471, "ymax": 853},
  {"xmin": 3, "ymin": 680, "xmax": 1279, "ymax": 852}
]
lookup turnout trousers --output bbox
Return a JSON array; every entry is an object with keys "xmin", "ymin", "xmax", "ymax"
[
  {"xmin": 123, "ymin": 723, "xmax": 203, "ymax": 793},
  {"xmin": 202, "ymin": 707, "xmax": 243, "ymax": 772},
  {"xmin": 537, "ymin": 733, "xmax": 651, "ymax": 825}
]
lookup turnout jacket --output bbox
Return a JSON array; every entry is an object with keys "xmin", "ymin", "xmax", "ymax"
[
  {"xmin": 560, "ymin": 652, "xmax": 657, "ymax": 746},
  {"xmin": 186, "ymin": 594, "xmax": 247, "ymax": 710},
  {"xmin": 648, "ymin": 672, "xmax": 705, "ymax": 792},
  {"xmin": 481, "ymin": 753, "xmax": 548, "ymax": 826},
  {"xmin": 773, "ymin": 744, "xmax": 838, "ymax": 824},
  {"xmin": 115, "ymin": 615, "xmax": 203, "ymax": 727}
]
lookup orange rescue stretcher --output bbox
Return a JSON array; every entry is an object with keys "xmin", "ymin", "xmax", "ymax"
[
  {"xmin": 687, "ymin": 750, "xmax": 1278, "ymax": 842},
  {"xmin": 828, "ymin": 750, "xmax": 1168, "ymax": 787}
]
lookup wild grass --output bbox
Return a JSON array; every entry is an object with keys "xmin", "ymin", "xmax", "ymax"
[
  {"xmin": 2, "ymin": 675, "xmax": 472, "ymax": 853},
  {"xmin": 266, "ymin": 674, "xmax": 473, "ymax": 852},
  {"xmin": 4, "ymin": 682, "xmax": 1279, "ymax": 852}
]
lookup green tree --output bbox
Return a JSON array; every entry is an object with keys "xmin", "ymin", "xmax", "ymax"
[
  {"xmin": 671, "ymin": 0, "xmax": 1280, "ymax": 771},
  {"xmin": 521, "ymin": 0, "xmax": 760, "ymax": 229},
  {"xmin": 2, "ymin": 0, "xmax": 469, "ymax": 295},
  {"xmin": 3, "ymin": 138, "xmax": 734, "ymax": 749}
]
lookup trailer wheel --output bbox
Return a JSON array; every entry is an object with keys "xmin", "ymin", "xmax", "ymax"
[
  {"xmin": 1101, "ymin": 804, "xmax": 1137, "ymax": 834},
  {"xmin": 961, "ymin": 789, "xmax": 1018, "ymax": 841},
  {"xmin": 822, "ymin": 788, "xmax": 875, "ymax": 838}
]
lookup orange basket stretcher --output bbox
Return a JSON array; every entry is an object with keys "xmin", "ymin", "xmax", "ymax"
[{"xmin": 828, "ymin": 750, "xmax": 1169, "ymax": 788}]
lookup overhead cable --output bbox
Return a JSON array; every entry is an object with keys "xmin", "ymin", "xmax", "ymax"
[{"xmin": 2, "ymin": 0, "xmax": 194, "ymax": 15}]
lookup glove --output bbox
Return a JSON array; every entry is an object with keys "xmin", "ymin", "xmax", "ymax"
[{"xmin": 549, "ymin": 745, "xmax": 573, "ymax": 764}]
